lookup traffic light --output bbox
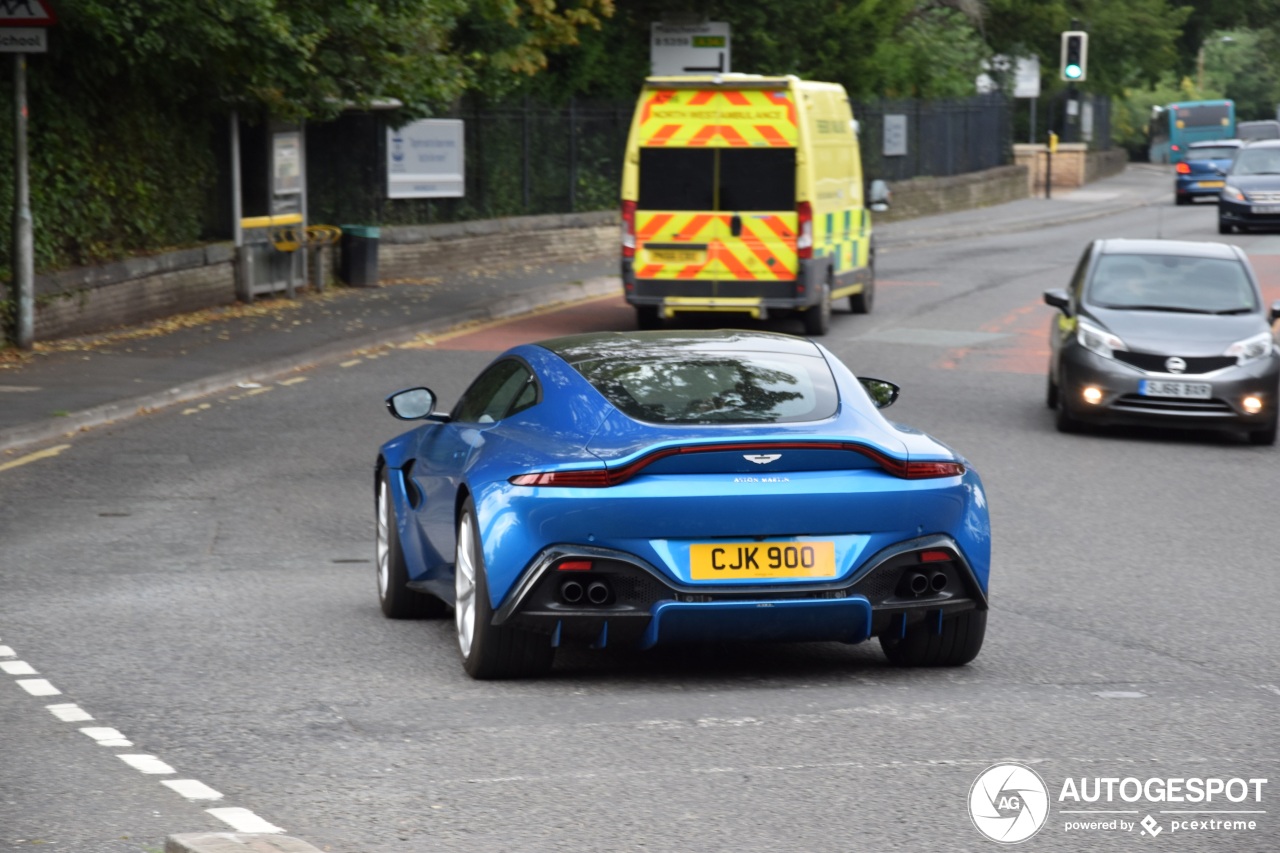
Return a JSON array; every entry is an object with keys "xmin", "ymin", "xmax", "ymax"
[{"xmin": 1060, "ymin": 31, "xmax": 1088, "ymax": 82}]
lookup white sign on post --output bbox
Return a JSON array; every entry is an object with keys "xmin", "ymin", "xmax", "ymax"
[
  {"xmin": 650, "ymin": 21, "xmax": 731, "ymax": 76},
  {"xmin": 387, "ymin": 119, "xmax": 465, "ymax": 199},
  {"xmin": 883, "ymin": 115, "xmax": 908, "ymax": 157}
]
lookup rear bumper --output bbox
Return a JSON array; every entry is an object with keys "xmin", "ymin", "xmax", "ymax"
[
  {"xmin": 622, "ymin": 257, "xmax": 826, "ymax": 318},
  {"xmin": 494, "ymin": 534, "xmax": 987, "ymax": 650}
]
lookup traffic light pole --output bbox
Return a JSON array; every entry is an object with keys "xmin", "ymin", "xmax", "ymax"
[{"xmin": 12, "ymin": 53, "xmax": 34, "ymax": 350}]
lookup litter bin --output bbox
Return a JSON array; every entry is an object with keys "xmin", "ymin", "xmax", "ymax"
[{"xmin": 339, "ymin": 225, "xmax": 380, "ymax": 287}]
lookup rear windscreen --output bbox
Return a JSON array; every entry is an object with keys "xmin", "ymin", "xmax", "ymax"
[
  {"xmin": 719, "ymin": 149, "xmax": 797, "ymax": 211},
  {"xmin": 1173, "ymin": 104, "xmax": 1230, "ymax": 128},
  {"xmin": 1185, "ymin": 146, "xmax": 1237, "ymax": 160},
  {"xmin": 638, "ymin": 148, "xmax": 795, "ymax": 211},
  {"xmin": 638, "ymin": 149, "xmax": 714, "ymax": 210}
]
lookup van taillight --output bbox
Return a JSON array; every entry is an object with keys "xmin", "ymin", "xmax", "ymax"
[
  {"xmin": 1171, "ymin": 144, "xmax": 1180, "ymax": 152},
  {"xmin": 796, "ymin": 201, "xmax": 813, "ymax": 259},
  {"xmin": 1175, "ymin": 162, "xmax": 1191, "ymax": 174},
  {"xmin": 621, "ymin": 200, "xmax": 637, "ymax": 258}
]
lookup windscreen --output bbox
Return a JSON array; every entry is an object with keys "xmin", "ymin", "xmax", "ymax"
[
  {"xmin": 1087, "ymin": 254, "xmax": 1259, "ymax": 314},
  {"xmin": 1230, "ymin": 148, "xmax": 1280, "ymax": 175},
  {"xmin": 570, "ymin": 348, "xmax": 837, "ymax": 424}
]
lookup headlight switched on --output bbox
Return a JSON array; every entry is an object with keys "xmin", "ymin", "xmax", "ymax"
[{"xmin": 1076, "ymin": 320, "xmax": 1127, "ymax": 359}]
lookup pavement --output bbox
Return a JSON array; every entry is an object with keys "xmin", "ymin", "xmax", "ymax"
[
  {"xmin": 0, "ymin": 164, "xmax": 1168, "ymax": 465},
  {"xmin": 1, "ymin": 164, "xmax": 1171, "ymax": 852}
]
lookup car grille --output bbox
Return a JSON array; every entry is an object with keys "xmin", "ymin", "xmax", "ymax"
[
  {"xmin": 1248, "ymin": 190, "xmax": 1280, "ymax": 203},
  {"xmin": 1113, "ymin": 352, "xmax": 1236, "ymax": 374},
  {"xmin": 1113, "ymin": 394, "xmax": 1234, "ymax": 414}
]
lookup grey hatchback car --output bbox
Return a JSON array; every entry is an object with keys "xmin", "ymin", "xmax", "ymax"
[{"xmin": 1044, "ymin": 239, "xmax": 1280, "ymax": 444}]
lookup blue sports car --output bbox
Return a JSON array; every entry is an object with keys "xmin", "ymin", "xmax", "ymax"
[{"xmin": 375, "ymin": 330, "xmax": 991, "ymax": 679}]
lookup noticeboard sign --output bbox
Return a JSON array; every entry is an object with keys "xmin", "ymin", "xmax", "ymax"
[
  {"xmin": 651, "ymin": 21, "xmax": 731, "ymax": 76},
  {"xmin": 883, "ymin": 115, "xmax": 908, "ymax": 157},
  {"xmin": 387, "ymin": 119, "xmax": 465, "ymax": 199},
  {"xmin": 0, "ymin": 28, "xmax": 46, "ymax": 52}
]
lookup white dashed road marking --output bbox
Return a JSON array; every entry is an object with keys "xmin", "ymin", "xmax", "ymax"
[
  {"xmin": 206, "ymin": 807, "xmax": 285, "ymax": 833},
  {"xmin": 4, "ymin": 636, "xmax": 285, "ymax": 834},
  {"xmin": 163, "ymin": 779, "xmax": 225, "ymax": 801}
]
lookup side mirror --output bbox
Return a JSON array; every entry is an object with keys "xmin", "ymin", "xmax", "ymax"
[
  {"xmin": 1270, "ymin": 299, "xmax": 1280, "ymax": 324},
  {"xmin": 868, "ymin": 179, "xmax": 891, "ymax": 212},
  {"xmin": 1043, "ymin": 289, "xmax": 1071, "ymax": 314},
  {"xmin": 386, "ymin": 387, "xmax": 442, "ymax": 421},
  {"xmin": 859, "ymin": 377, "xmax": 900, "ymax": 409}
]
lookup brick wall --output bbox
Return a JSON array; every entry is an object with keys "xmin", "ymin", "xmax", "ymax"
[
  {"xmin": 379, "ymin": 212, "xmax": 617, "ymax": 281},
  {"xmin": 32, "ymin": 245, "xmax": 237, "ymax": 341},
  {"xmin": 875, "ymin": 165, "xmax": 1029, "ymax": 223}
]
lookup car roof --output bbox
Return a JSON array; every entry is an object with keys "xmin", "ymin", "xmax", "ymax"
[
  {"xmin": 1096, "ymin": 238, "xmax": 1241, "ymax": 260},
  {"xmin": 1188, "ymin": 139, "xmax": 1242, "ymax": 148},
  {"xmin": 537, "ymin": 329, "xmax": 825, "ymax": 363},
  {"xmin": 1240, "ymin": 139, "xmax": 1280, "ymax": 149}
]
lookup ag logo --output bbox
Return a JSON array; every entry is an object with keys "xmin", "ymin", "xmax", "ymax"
[{"xmin": 968, "ymin": 762, "xmax": 1050, "ymax": 844}]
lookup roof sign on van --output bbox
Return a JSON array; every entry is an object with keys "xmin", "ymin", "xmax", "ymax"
[{"xmin": 638, "ymin": 88, "xmax": 797, "ymax": 147}]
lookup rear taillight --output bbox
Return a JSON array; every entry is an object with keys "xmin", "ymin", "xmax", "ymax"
[
  {"xmin": 1175, "ymin": 162, "xmax": 1191, "ymax": 174},
  {"xmin": 1171, "ymin": 144, "xmax": 1180, "ymax": 152},
  {"xmin": 509, "ymin": 443, "xmax": 964, "ymax": 488},
  {"xmin": 621, "ymin": 200, "xmax": 637, "ymax": 258},
  {"xmin": 796, "ymin": 201, "xmax": 813, "ymax": 259}
]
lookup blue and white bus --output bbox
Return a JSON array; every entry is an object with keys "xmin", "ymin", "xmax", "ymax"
[{"xmin": 1148, "ymin": 99, "xmax": 1236, "ymax": 164}]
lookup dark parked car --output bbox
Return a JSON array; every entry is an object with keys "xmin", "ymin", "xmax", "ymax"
[
  {"xmin": 1218, "ymin": 139, "xmax": 1280, "ymax": 233},
  {"xmin": 1175, "ymin": 139, "xmax": 1241, "ymax": 204},
  {"xmin": 1044, "ymin": 239, "xmax": 1280, "ymax": 445}
]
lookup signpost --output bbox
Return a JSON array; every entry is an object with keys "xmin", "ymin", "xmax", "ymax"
[
  {"xmin": 386, "ymin": 119, "xmax": 465, "ymax": 199},
  {"xmin": 3, "ymin": 0, "xmax": 57, "ymax": 350},
  {"xmin": 650, "ymin": 21, "xmax": 731, "ymax": 76}
]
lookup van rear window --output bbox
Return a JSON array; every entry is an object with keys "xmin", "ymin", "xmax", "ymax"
[
  {"xmin": 638, "ymin": 149, "xmax": 714, "ymax": 210},
  {"xmin": 638, "ymin": 148, "xmax": 797, "ymax": 212},
  {"xmin": 719, "ymin": 149, "xmax": 796, "ymax": 211}
]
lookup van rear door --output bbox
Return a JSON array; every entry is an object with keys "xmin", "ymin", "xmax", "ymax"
[{"xmin": 633, "ymin": 87, "xmax": 799, "ymax": 289}]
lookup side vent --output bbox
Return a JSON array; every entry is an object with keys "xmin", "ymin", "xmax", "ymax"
[{"xmin": 402, "ymin": 461, "xmax": 422, "ymax": 509}]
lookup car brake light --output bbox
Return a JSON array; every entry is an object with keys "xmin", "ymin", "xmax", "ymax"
[
  {"xmin": 557, "ymin": 560, "xmax": 593, "ymax": 571},
  {"xmin": 621, "ymin": 200, "xmax": 637, "ymax": 258},
  {"xmin": 1175, "ymin": 162, "xmax": 1190, "ymax": 174},
  {"xmin": 796, "ymin": 201, "xmax": 813, "ymax": 259},
  {"xmin": 509, "ymin": 443, "xmax": 964, "ymax": 488},
  {"xmin": 919, "ymin": 550, "xmax": 952, "ymax": 563}
]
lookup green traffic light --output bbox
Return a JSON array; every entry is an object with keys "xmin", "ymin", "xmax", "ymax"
[{"xmin": 1064, "ymin": 64, "xmax": 1082, "ymax": 79}]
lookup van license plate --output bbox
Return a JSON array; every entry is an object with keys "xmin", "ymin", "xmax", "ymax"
[
  {"xmin": 690, "ymin": 542, "xmax": 836, "ymax": 580},
  {"xmin": 1139, "ymin": 380, "xmax": 1211, "ymax": 399},
  {"xmin": 647, "ymin": 248, "xmax": 704, "ymax": 264}
]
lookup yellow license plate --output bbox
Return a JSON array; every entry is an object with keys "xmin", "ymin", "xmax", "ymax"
[
  {"xmin": 1198, "ymin": 180, "xmax": 1224, "ymax": 188},
  {"xmin": 690, "ymin": 542, "xmax": 836, "ymax": 580},
  {"xmin": 647, "ymin": 248, "xmax": 704, "ymax": 264}
]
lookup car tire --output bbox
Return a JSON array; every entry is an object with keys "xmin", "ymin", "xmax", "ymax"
[
  {"xmin": 880, "ymin": 609, "xmax": 986, "ymax": 667},
  {"xmin": 1046, "ymin": 372, "xmax": 1059, "ymax": 410},
  {"xmin": 635, "ymin": 305, "xmax": 661, "ymax": 331},
  {"xmin": 377, "ymin": 472, "xmax": 449, "ymax": 619},
  {"xmin": 1055, "ymin": 391, "xmax": 1082, "ymax": 434},
  {"xmin": 1219, "ymin": 219, "xmax": 1233, "ymax": 235},
  {"xmin": 1175, "ymin": 195, "xmax": 1188, "ymax": 206},
  {"xmin": 455, "ymin": 497, "xmax": 555, "ymax": 679},
  {"xmin": 803, "ymin": 276, "xmax": 832, "ymax": 336},
  {"xmin": 849, "ymin": 246, "xmax": 875, "ymax": 314},
  {"xmin": 1249, "ymin": 417, "xmax": 1278, "ymax": 446}
]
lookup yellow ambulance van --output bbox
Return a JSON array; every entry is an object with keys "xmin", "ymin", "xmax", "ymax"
[{"xmin": 619, "ymin": 73, "xmax": 885, "ymax": 336}]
